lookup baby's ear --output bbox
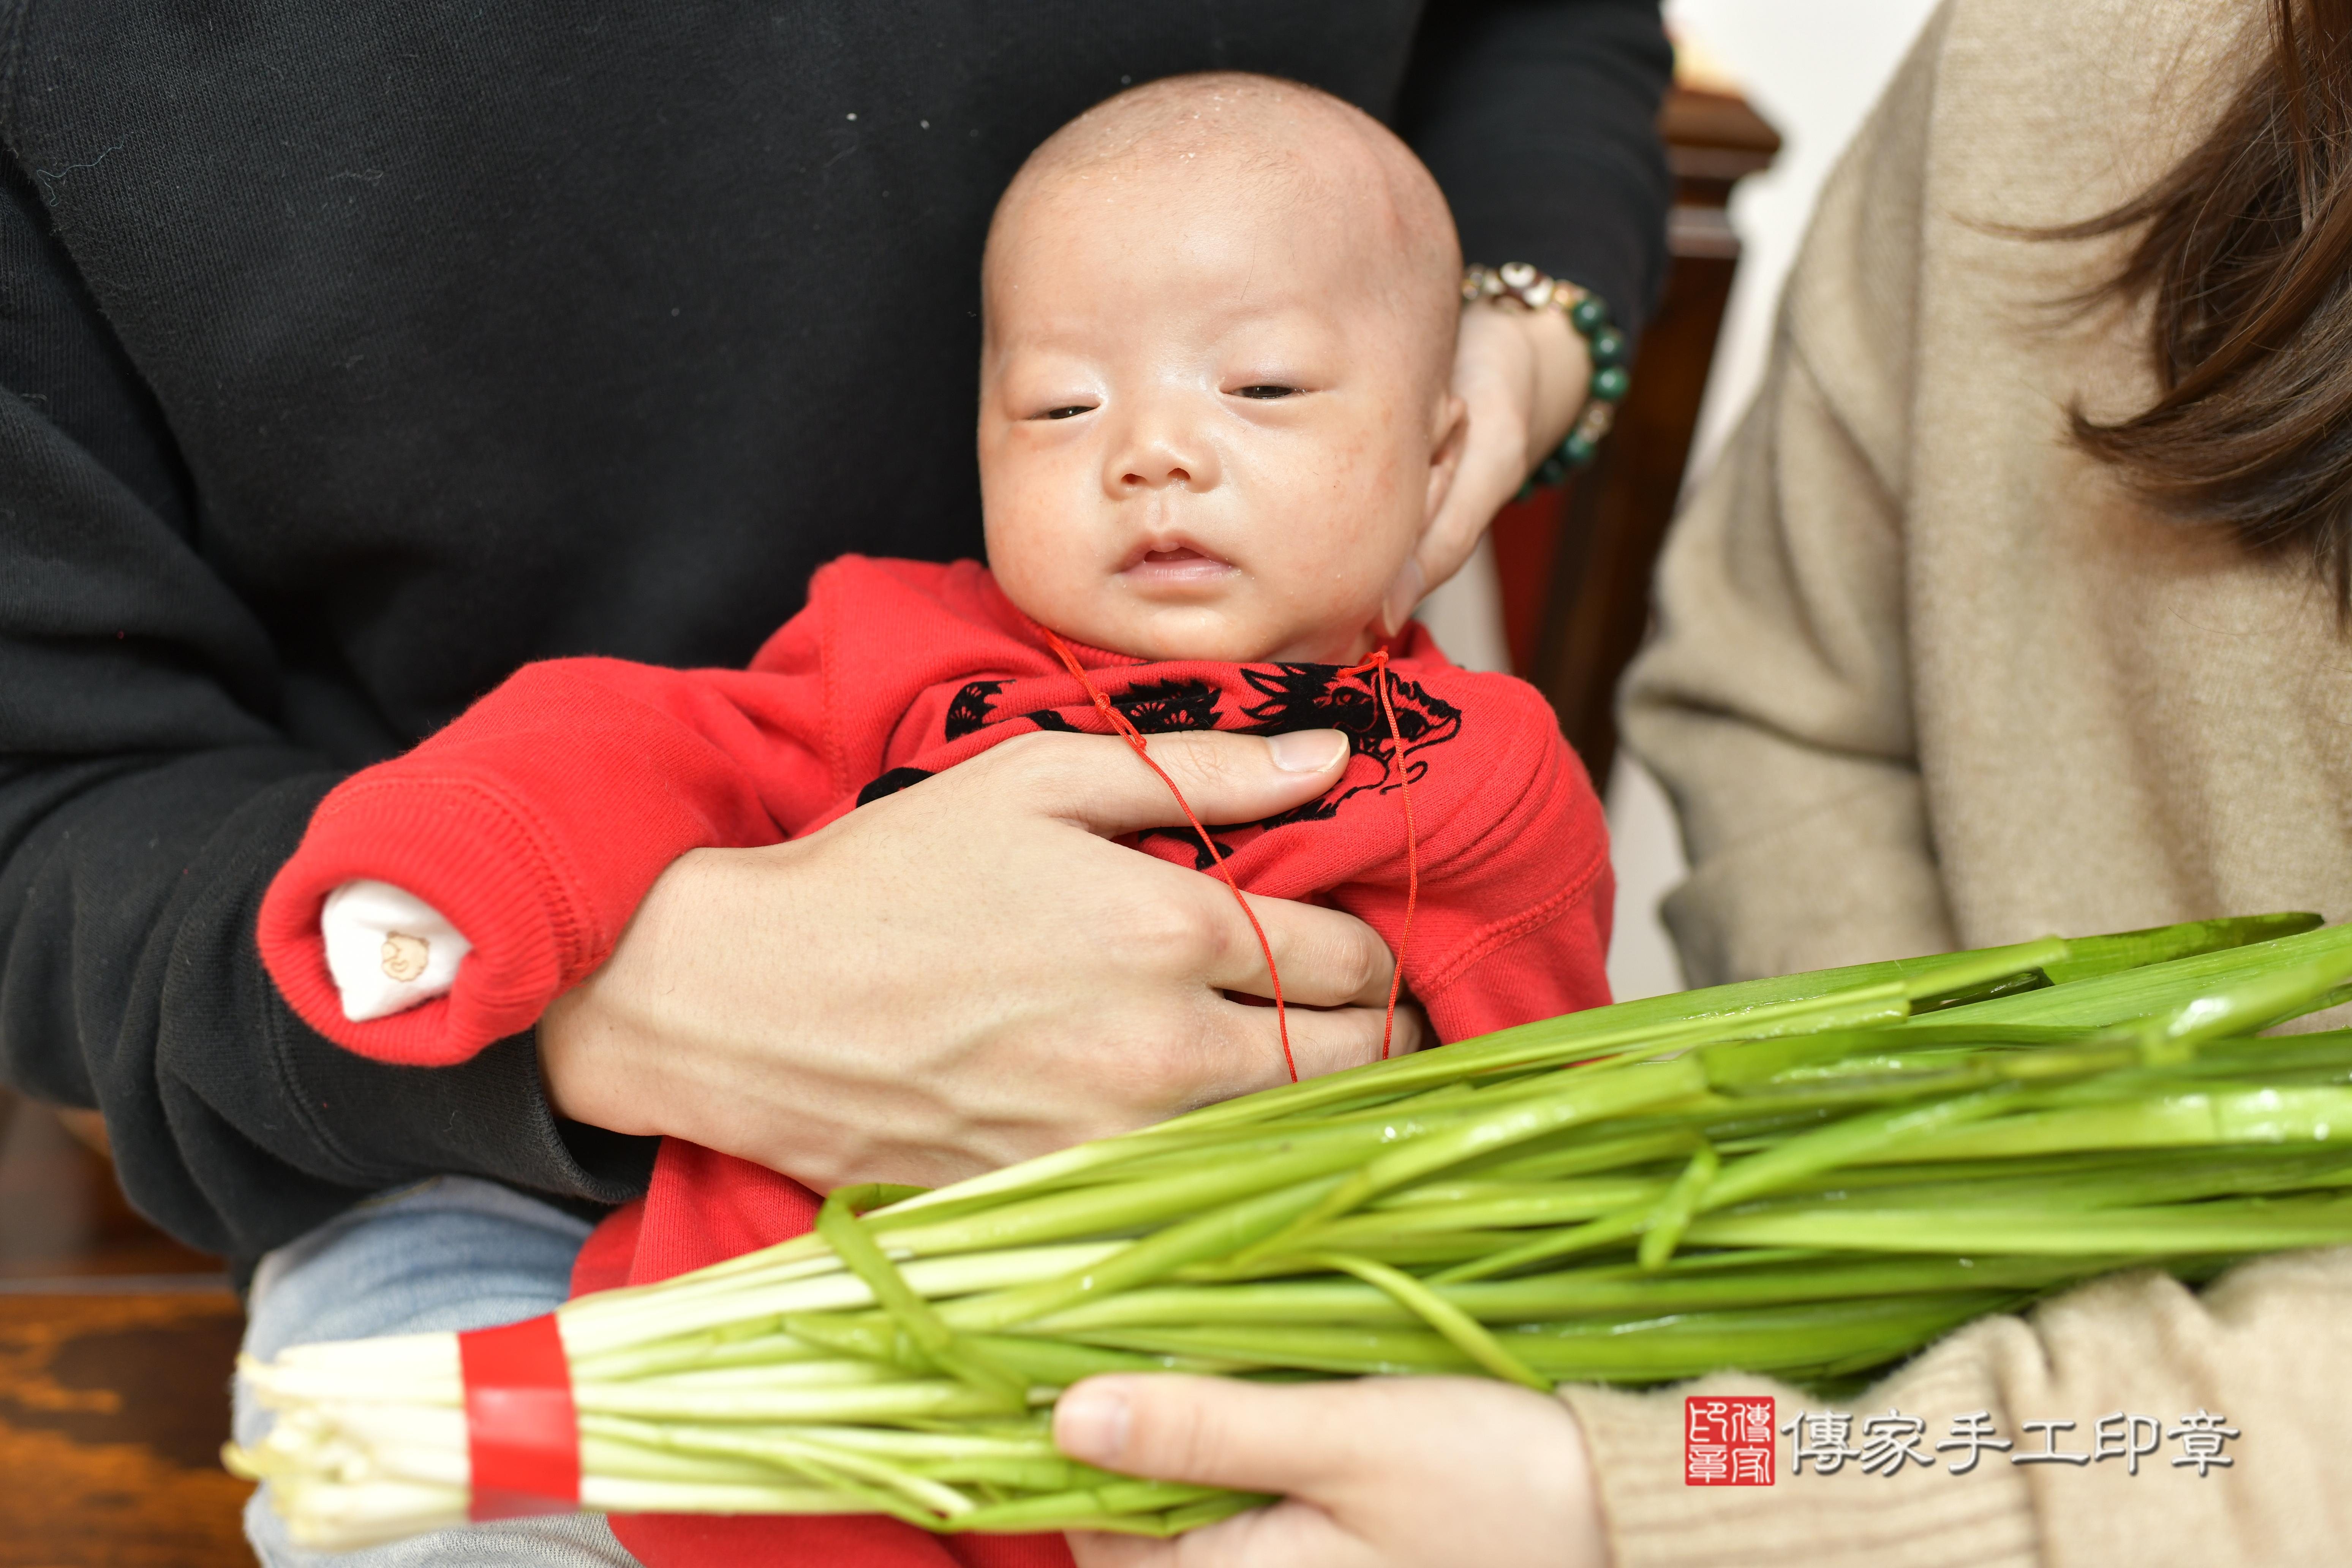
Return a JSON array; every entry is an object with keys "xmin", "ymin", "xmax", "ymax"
[{"xmin": 1422, "ymin": 390, "xmax": 1470, "ymax": 526}]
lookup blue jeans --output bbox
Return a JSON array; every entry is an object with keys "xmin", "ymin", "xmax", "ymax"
[{"xmin": 236, "ymin": 1176, "xmax": 638, "ymax": 1567}]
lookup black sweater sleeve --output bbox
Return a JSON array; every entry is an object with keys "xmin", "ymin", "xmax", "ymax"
[
  {"xmin": 0, "ymin": 163, "xmax": 653, "ymax": 1261},
  {"xmin": 1400, "ymin": 0, "xmax": 1674, "ymax": 343}
]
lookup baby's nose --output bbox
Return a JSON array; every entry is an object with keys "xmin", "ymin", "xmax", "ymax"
[
  {"xmin": 1121, "ymin": 457, "xmax": 1193, "ymax": 488},
  {"xmin": 1106, "ymin": 411, "xmax": 1219, "ymax": 495}
]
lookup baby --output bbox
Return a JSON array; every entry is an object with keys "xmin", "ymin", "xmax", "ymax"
[{"xmin": 257, "ymin": 71, "xmax": 1611, "ymax": 1566}]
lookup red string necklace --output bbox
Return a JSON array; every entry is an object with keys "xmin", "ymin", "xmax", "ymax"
[
  {"xmin": 1041, "ymin": 630, "xmax": 1420, "ymax": 1081},
  {"xmin": 1338, "ymin": 646, "xmax": 1420, "ymax": 1062}
]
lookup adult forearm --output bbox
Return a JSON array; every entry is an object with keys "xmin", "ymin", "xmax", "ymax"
[
  {"xmin": 1, "ymin": 751, "xmax": 652, "ymax": 1260},
  {"xmin": 1620, "ymin": 336, "xmax": 1951, "ymax": 982},
  {"xmin": 0, "ymin": 144, "xmax": 657, "ymax": 1262},
  {"xmin": 1632, "ymin": 700, "xmax": 1956, "ymax": 986}
]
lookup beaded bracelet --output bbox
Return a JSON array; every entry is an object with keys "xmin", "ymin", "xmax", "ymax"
[{"xmin": 1461, "ymin": 262, "xmax": 1630, "ymax": 487}]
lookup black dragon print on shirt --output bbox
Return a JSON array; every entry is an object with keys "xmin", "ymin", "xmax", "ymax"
[
  {"xmin": 862, "ymin": 665, "xmax": 1464, "ymax": 867},
  {"xmin": 942, "ymin": 680, "xmax": 1009, "ymax": 741}
]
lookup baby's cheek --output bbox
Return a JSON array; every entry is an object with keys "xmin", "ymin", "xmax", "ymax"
[
  {"xmin": 1276, "ymin": 526, "xmax": 1398, "ymax": 632},
  {"xmin": 989, "ymin": 530, "xmax": 1091, "ymax": 624},
  {"xmin": 985, "ymin": 435, "xmax": 1088, "ymax": 534},
  {"xmin": 1330, "ymin": 445, "xmax": 1429, "ymax": 558}
]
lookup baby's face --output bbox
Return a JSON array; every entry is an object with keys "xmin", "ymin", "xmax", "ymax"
[{"xmin": 978, "ymin": 149, "xmax": 1460, "ymax": 665}]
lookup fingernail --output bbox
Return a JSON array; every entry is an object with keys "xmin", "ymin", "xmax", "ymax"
[
  {"xmin": 1054, "ymin": 1381, "xmax": 1132, "ymax": 1464},
  {"xmin": 1268, "ymin": 729, "xmax": 1349, "ymax": 773}
]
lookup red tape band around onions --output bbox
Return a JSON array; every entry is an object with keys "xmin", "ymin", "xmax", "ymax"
[{"xmin": 457, "ymin": 1313, "xmax": 580, "ymax": 1520}]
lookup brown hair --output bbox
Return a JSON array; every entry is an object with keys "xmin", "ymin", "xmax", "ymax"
[{"xmin": 2058, "ymin": 0, "xmax": 2352, "ymax": 605}]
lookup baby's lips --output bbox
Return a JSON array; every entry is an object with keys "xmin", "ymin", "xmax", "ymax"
[
  {"xmin": 1114, "ymin": 526, "xmax": 1233, "ymax": 572},
  {"xmin": 1117, "ymin": 548, "xmax": 1241, "ymax": 591}
]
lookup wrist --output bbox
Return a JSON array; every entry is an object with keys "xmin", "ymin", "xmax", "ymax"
[
  {"xmin": 537, "ymin": 845, "xmax": 735, "ymax": 1138},
  {"xmin": 1463, "ymin": 264, "xmax": 1629, "ymax": 485},
  {"xmin": 537, "ymin": 838, "xmax": 867, "ymax": 1188},
  {"xmin": 1515, "ymin": 302, "xmax": 1592, "ymax": 466}
]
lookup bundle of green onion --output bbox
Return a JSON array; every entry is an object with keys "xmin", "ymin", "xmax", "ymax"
[{"xmin": 235, "ymin": 913, "xmax": 2352, "ymax": 1548}]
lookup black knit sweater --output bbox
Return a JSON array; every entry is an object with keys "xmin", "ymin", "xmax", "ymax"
[{"xmin": 0, "ymin": 0, "xmax": 1672, "ymax": 1262}]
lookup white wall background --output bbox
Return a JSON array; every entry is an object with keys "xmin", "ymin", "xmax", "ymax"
[
  {"xmin": 1422, "ymin": 0, "xmax": 1947, "ymax": 1000},
  {"xmin": 1666, "ymin": 0, "xmax": 1948, "ymax": 473}
]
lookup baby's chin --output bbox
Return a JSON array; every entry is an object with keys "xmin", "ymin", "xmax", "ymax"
[{"xmin": 1056, "ymin": 599, "xmax": 1375, "ymax": 666}]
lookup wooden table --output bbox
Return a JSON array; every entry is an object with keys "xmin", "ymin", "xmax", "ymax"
[{"xmin": 0, "ymin": 1089, "xmax": 251, "ymax": 1567}]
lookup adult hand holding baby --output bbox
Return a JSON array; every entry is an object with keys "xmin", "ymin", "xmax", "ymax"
[
  {"xmin": 538, "ymin": 724, "xmax": 1418, "ymax": 1192},
  {"xmin": 1408, "ymin": 300, "xmax": 1593, "ymax": 624}
]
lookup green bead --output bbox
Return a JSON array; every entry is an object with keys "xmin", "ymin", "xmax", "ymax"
[
  {"xmin": 1589, "ymin": 326, "xmax": 1628, "ymax": 367},
  {"xmin": 1534, "ymin": 453, "xmax": 1568, "ymax": 488},
  {"xmin": 1563, "ymin": 432, "xmax": 1598, "ymax": 468},
  {"xmin": 1569, "ymin": 295, "xmax": 1611, "ymax": 335},
  {"xmin": 1589, "ymin": 365, "xmax": 1631, "ymax": 403}
]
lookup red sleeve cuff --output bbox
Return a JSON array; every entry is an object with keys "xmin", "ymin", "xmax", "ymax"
[
  {"xmin": 257, "ymin": 773, "xmax": 583, "ymax": 1065},
  {"xmin": 256, "ymin": 658, "xmax": 798, "ymax": 1067}
]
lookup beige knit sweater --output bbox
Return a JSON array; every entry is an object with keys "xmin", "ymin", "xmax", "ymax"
[
  {"xmin": 1582, "ymin": 0, "xmax": 2352, "ymax": 1562},
  {"xmin": 1625, "ymin": 0, "xmax": 2352, "ymax": 987}
]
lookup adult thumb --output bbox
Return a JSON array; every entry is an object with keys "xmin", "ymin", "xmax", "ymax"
[
  {"xmin": 1054, "ymin": 1374, "xmax": 1361, "ymax": 1497},
  {"xmin": 1016, "ymin": 728, "xmax": 1351, "ymax": 839}
]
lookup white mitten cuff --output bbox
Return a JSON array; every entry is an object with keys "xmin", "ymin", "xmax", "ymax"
[{"xmin": 320, "ymin": 879, "xmax": 473, "ymax": 1023}]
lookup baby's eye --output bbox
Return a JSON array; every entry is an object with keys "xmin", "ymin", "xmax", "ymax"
[
  {"xmin": 1035, "ymin": 404, "xmax": 1095, "ymax": 420},
  {"xmin": 1233, "ymin": 384, "xmax": 1299, "ymax": 400}
]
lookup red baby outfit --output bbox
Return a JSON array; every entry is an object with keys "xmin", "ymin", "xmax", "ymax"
[{"xmin": 258, "ymin": 555, "xmax": 1614, "ymax": 1568}]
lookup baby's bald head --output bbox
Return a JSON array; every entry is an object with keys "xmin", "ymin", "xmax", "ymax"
[
  {"xmin": 976, "ymin": 74, "xmax": 1473, "ymax": 665},
  {"xmin": 984, "ymin": 73, "xmax": 1461, "ymax": 392}
]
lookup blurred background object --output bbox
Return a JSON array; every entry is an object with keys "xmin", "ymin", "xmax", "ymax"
[
  {"xmin": 0, "ymin": 1088, "xmax": 248, "ymax": 1566},
  {"xmin": 1421, "ymin": 0, "xmax": 1946, "ymax": 1002}
]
